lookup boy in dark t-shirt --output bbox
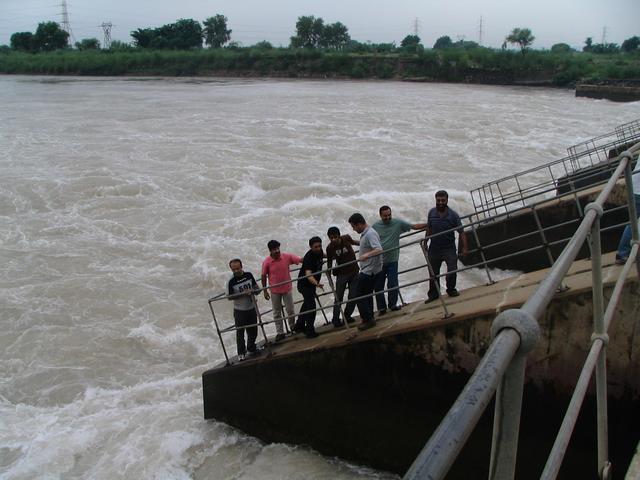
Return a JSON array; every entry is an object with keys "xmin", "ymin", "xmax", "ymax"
[
  {"xmin": 227, "ymin": 258, "xmax": 260, "ymax": 360},
  {"xmin": 295, "ymin": 236, "xmax": 325, "ymax": 338},
  {"xmin": 325, "ymin": 226, "xmax": 359, "ymax": 326}
]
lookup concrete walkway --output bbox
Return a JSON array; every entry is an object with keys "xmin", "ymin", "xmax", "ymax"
[{"xmin": 244, "ymin": 251, "xmax": 634, "ymax": 363}]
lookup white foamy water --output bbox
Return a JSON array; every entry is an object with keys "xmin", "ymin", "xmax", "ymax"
[{"xmin": 0, "ymin": 75, "xmax": 637, "ymax": 479}]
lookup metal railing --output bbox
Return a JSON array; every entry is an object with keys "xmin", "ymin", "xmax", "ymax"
[
  {"xmin": 470, "ymin": 118, "xmax": 640, "ymax": 220},
  {"xmin": 208, "ymin": 146, "xmax": 639, "ymax": 370},
  {"xmin": 403, "ymin": 142, "xmax": 640, "ymax": 480}
]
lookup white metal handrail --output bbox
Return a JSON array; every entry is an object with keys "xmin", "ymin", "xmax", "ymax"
[
  {"xmin": 471, "ymin": 118, "xmax": 640, "ymax": 219},
  {"xmin": 404, "ymin": 143, "xmax": 640, "ymax": 480}
]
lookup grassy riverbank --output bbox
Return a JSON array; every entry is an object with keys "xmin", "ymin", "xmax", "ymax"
[{"xmin": 1, "ymin": 47, "xmax": 639, "ymax": 86}]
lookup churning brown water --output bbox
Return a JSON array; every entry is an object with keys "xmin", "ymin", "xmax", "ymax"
[{"xmin": 1, "ymin": 75, "xmax": 637, "ymax": 479}]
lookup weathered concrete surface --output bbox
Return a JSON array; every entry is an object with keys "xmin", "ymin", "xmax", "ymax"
[
  {"xmin": 464, "ymin": 181, "xmax": 633, "ymax": 272},
  {"xmin": 202, "ymin": 252, "xmax": 640, "ymax": 477}
]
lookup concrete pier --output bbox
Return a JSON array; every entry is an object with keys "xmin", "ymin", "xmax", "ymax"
[{"xmin": 202, "ymin": 252, "xmax": 640, "ymax": 477}]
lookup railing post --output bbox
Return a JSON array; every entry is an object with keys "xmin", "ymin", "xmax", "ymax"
[
  {"xmin": 326, "ymin": 274, "xmax": 351, "ymax": 329},
  {"xmin": 531, "ymin": 206, "xmax": 555, "ymax": 268},
  {"xmin": 470, "ymin": 222, "xmax": 495, "ymax": 285},
  {"xmin": 420, "ymin": 239, "xmax": 452, "ymax": 318},
  {"xmin": 585, "ymin": 203, "xmax": 611, "ymax": 479},
  {"xmin": 315, "ymin": 291, "xmax": 331, "ymax": 325},
  {"xmin": 622, "ymin": 151, "xmax": 640, "ymax": 277},
  {"xmin": 250, "ymin": 293, "xmax": 272, "ymax": 357},
  {"xmin": 488, "ymin": 309, "xmax": 541, "ymax": 480},
  {"xmin": 208, "ymin": 299, "xmax": 230, "ymax": 366}
]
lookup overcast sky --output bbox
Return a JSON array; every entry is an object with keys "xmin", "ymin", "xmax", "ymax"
[{"xmin": 1, "ymin": 0, "xmax": 638, "ymax": 50}]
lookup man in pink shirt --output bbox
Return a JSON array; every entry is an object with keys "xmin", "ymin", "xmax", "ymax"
[{"xmin": 261, "ymin": 239, "xmax": 302, "ymax": 342}]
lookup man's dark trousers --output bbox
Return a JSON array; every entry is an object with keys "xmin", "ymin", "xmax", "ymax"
[
  {"xmin": 356, "ymin": 271, "xmax": 380, "ymax": 322},
  {"xmin": 427, "ymin": 248, "xmax": 458, "ymax": 299},
  {"xmin": 234, "ymin": 309, "xmax": 258, "ymax": 355},
  {"xmin": 332, "ymin": 272, "xmax": 358, "ymax": 323},
  {"xmin": 296, "ymin": 283, "xmax": 317, "ymax": 334}
]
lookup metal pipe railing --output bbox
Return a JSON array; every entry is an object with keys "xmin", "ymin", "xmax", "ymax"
[
  {"xmin": 210, "ymin": 195, "xmax": 635, "ymax": 362},
  {"xmin": 210, "ymin": 196, "xmax": 635, "ymax": 361},
  {"xmin": 403, "ymin": 143, "xmax": 640, "ymax": 480},
  {"xmin": 471, "ymin": 120, "xmax": 640, "ymax": 217}
]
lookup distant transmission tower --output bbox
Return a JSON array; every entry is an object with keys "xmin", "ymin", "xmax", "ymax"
[
  {"xmin": 478, "ymin": 16, "xmax": 484, "ymax": 45},
  {"xmin": 59, "ymin": 0, "xmax": 75, "ymax": 45},
  {"xmin": 413, "ymin": 17, "xmax": 421, "ymax": 37},
  {"xmin": 101, "ymin": 22, "xmax": 113, "ymax": 49},
  {"xmin": 601, "ymin": 26, "xmax": 608, "ymax": 44}
]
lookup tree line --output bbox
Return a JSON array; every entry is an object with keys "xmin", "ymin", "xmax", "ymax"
[{"xmin": 4, "ymin": 14, "xmax": 639, "ymax": 57}]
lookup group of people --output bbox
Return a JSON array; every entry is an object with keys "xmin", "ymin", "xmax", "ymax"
[{"xmin": 226, "ymin": 190, "xmax": 467, "ymax": 359}]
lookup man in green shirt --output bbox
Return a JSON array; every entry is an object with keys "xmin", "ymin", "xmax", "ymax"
[{"xmin": 372, "ymin": 205, "xmax": 426, "ymax": 314}]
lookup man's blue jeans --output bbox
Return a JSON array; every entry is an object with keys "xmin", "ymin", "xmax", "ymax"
[
  {"xmin": 617, "ymin": 194, "xmax": 640, "ymax": 259},
  {"xmin": 375, "ymin": 261, "xmax": 399, "ymax": 310}
]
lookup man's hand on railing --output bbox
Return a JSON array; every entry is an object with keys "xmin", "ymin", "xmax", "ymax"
[{"xmin": 263, "ymin": 290, "xmax": 270, "ymax": 301}]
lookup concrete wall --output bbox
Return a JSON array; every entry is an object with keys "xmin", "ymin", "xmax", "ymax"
[{"xmin": 202, "ymin": 279, "xmax": 640, "ymax": 477}]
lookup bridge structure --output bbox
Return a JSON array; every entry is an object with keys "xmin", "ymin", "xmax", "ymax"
[{"xmin": 203, "ymin": 122, "xmax": 640, "ymax": 479}]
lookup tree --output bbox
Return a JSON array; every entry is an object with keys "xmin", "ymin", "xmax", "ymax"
[
  {"xmin": 400, "ymin": 34, "xmax": 423, "ymax": 53},
  {"xmin": 203, "ymin": 14, "xmax": 231, "ymax": 48},
  {"xmin": 590, "ymin": 43, "xmax": 620, "ymax": 54},
  {"xmin": 33, "ymin": 21, "xmax": 69, "ymax": 51},
  {"xmin": 621, "ymin": 36, "xmax": 640, "ymax": 53},
  {"xmin": 10, "ymin": 32, "xmax": 34, "ymax": 51},
  {"xmin": 453, "ymin": 39, "xmax": 479, "ymax": 49},
  {"xmin": 131, "ymin": 28, "xmax": 155, "ymax": 48},
  {"xmin": 550, "ymin": 43, "xmax": 572, "ymax": 53},
  {"xmin": 583, "ymin": 37, "xmax": 593, "ymax": 52},
  {"xmin": 253, "ymin": 40, "xmax": 273, "ymax": 50},
  {"xmin": 109, "ymin": 40, "xmax": 133, "ymax": 51},
  {"xmin": 75, "ymin": 38, "xmax": 100, "ymax": 50},
  {"xmin": 320, "ymin": 22, "xmax": 350, "ymax": 49},
  {"xmin": 318, "ymin": 22, "xmax": 351, "ymax": 50},
  {"xmin": 505, "ymin": 27, "xmax": 534, "ymax": 53},
  {"xmin": 401, "ymin": 34, "xmax": 421, "ymax": 48},
  {"xmin": 433, "ymin": 36, "xmax": 453, "ymax": 49},
  {"xmin": 131, "ymin": 19, "xmax": 202, "ymax": 49},
  {"xmin": 290, "ymin": 16, "xmax": 324, "ymax": 48},
  {"xmin": 168, "ymin": 19, "xmax": 203, "ymax": 49}
]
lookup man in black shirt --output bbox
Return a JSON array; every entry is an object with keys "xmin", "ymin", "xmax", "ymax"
[
  {"xmin": 227, "ymin": 258, "xmax": 260, "ymax": 360},
  {"xmin": 295, "ymin": 236, "xmax": 325, "ymax": 338}
]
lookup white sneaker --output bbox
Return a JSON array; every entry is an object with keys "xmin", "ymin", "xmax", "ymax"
[{"xmin": 238, "ymin": 354, "xmax": 246, "ymax": 362}]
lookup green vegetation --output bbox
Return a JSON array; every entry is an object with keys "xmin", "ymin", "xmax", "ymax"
[
  {"xmin": 1, "ymin": 15, "xmax": 638, "ymax": 87},
  {"xmin": 10, "ymin": 21, "xmax": 69, "ymax": 52},
  {"xmin": 1, "ymin": 46, "xmax": 638, "ymax": 86},
  {"xmin": 203, "ymin": 15, "xmax": 232, "ymax": 48},
  {"xmin": 75, "ymin": 38, "xmax": 100, "ymax": 50},
  {"xmin": 505, "ymin": 28, "xmax": 535, "ymax": 53},
  {"xmin": 131, "ymin": 18, "xmax": 203, "ymax": 50},
  {"xmin": 289, "ymin": 15, "xmax": 350, "ymax": 49}
]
